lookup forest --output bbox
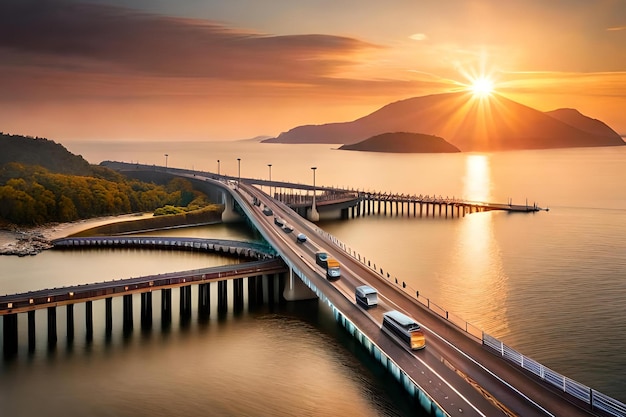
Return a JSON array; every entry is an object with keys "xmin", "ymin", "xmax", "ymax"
[{"xmin": 0, "ymin": 133, "xmax": 218, "ymax": 225}]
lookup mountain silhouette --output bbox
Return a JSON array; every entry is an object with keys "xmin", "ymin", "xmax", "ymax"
[{"xmin": 264, "ymin": 92, "xmax": 624, "ymax": 152}]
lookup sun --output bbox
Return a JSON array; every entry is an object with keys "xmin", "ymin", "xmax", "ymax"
[{"xmin": 469, "ymin": 76, "xmax": 495, "ymax": 97}]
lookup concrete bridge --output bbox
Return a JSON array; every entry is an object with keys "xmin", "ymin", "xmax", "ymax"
[{"xmin": 2, "ymin": 165, "xmax": 622, "ymax": 417}]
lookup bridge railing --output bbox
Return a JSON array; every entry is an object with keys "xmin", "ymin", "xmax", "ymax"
[{"xmin": 315, "ymin": 227, "xmax": 626, "ymax": 417}]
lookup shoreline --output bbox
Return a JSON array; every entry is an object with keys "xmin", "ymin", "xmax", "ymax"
[{"xmin": 0, "ymin": 213, "xmax": 154, "ymax": 257}]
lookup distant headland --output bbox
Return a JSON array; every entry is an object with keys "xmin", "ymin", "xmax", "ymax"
[{"xmin": 263, "ymin": 92, "xmax": 624, "ymax": 153}]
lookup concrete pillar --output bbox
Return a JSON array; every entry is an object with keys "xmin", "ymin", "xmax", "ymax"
[
  {"xmin": 105, "ymin": 297, "xmax": 113, "ymax": 335},
  {"xmin": 85, "ymin": 301, "xmax": 93, "ymax": 341},
  {"xmin": 218, "ymin": 280, "xmax": 228, "ymax": 314},
  {"xmin": 247, "ymin": 276, "xmax": 258, "ymax": 309},
  {"xmin": 262, "ymin": 274, "xmax": 270, "ymax": 304},
  {"xmin": 161, "ymin": 289, "xmax": 172, "ymax": 328},
  {"xmin": 141, "ymin": 292, "xmax": 153, "ymax": 330},
  {"xmin": 222, "ymin": 194, "xmax": 243, "ymax": 223},
  {"xmin": 47, "ymin": 306, "xmax": 57, "ymax": 348},
  {"xmin": 308, "ymin": 205, "xmax": 320, "ymax": 222},
  {"xmin": 180, "ymin": 285, "xmax": 192, "ymax": 322},
  {"xmin": 123, "ymin": 294, "xmax": 133, "ymax": 334},
  {"xmin": 3, "ymin": 314, "xmax": 18, "ymax": 357},
  {"xmin": 66, "ymin": 304, "xmax": 74, "ymax": 343},
  {"xmin": 234, "ymin": 278, "xmax": 244, "ymax": 313},
  {"xmin": 198, "ymin": 283, "xmax": 210, "ymax": 319},
  {"xmin": 28, "ymin": 310, "xmax": 36, "ymax": 352}
]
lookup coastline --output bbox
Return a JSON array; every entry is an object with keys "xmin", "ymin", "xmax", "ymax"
[{"xmin": 0, "ymin": 213, "xmax": 154, "ymax": 257}]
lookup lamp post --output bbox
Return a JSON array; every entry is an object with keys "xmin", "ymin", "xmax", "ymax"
[
  {"xmin": 268, "ymin": 164, "xmax": 272, "ymax": 197},
  {"xmin": 237, "ymin": 158, "xmax": 241, "ymax": 188},
  {"xmin": 217, "ymin": 160, "xmax": 220, "ymax": 176},
  {"xmin": 310, "ymin": 166, "xmax": 319, "ymax": 221},
  {"xmin": 164, "ymin": 154, "xmax": 168, "ymax": 169}
]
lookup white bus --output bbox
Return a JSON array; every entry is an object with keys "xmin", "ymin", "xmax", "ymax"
[
  {"xmin": 355, "ymin": 285, "xmax": 378, "ymax": 308},
  {"xmin": 382, "ymin": 310, "xmax": 426, "ymax": 350}
]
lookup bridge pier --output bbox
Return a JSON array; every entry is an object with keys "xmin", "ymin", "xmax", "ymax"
[
  {"xmin": 180, "ymin": 285, "xmax": 192, "ymax": 322},
  {"xmin": 233, "ymin": 278, "xmax": 244, "ymax": 313},
  {"xmin": 47, "ymin": 306, "xmax": 57, "ymax": 348},
  {"xmin": 283, "ymin": 267, "xmax": 317, "ymax": 301},
  {"xmin": 123, "ymin": 294, "xmax": 133, "ymax": 334},
  {"xmin": 161, "ymin": 289, "xmax": 172, "ymax": 328},
  {"xmin": 198, "ymin": 283, "xmax": 210, "ymax": 319},
  {"xmin": 67, "ymin": 304, "xmax": 74, "ymax": 343},
  {"xmin": 222, "ymin": 194, "xmax": 243, "ymax": 223},
  {"xmin": 3, "ymin": 313, "xmax": 18, "ymax": 358},
  {"xmin": 217, "ymin": 281, "xmax": 228, "ymax": 314},
  {"xmin": 28, "ymin": 310, "xmax": 36, "ymax": 352},
  {"xmin": 105, "ymin": 297, "xmax": 113, "ymax": 335},
  {"xmin": 141, "ymin": 292, "xmax": 153, "ymax": 330},
  {"xmin": 86, "ymin": 301, "xmax": 93, "ymax": 341}
]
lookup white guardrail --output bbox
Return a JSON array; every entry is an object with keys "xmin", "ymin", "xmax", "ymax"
[{"xmin": 316, "ymin": 227, "xmax": 626, "ymax": 417}]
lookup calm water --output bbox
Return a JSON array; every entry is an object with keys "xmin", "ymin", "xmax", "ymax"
[{"xmin": 2, "ymin": 140, "xmax": 626, "ymax": 414}]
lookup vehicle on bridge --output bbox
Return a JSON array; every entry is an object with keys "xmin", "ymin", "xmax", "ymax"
[
  {"xmin": 326, "ymin": 258, "xmax": 341, "ymax": 280},
  {"xmin": 283, "ymin": 224, "xmax": 293, "ymax": 233},
  {"xmin": 355, "ymin": 285, "xmax": 378, "ymax": 308},
  {"xmin": 262, "ymin": 206, "xmax": 273, "ymax": 216},
  {"xmin": 315, "ymin": 251, "xmax": 328, "ymax": 268},
  {"xmin": 274, "ymin": 216, "xmax": 285, "ymax": 227},
  {"xmin": 314, "ymin": 251, "xmax": 340, "ymax": 280},
  {"xmin": 382, "ymin": 310, "xmax": 426, "ymax": 350},
  {"xmin": 296, "ymin": 233, "xmax": 307, "ymax": 243}
]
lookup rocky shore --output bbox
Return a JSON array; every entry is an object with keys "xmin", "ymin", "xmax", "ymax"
[{"xmin": 0, "ymin": 229, "xmax": 54, "ymax": 256}]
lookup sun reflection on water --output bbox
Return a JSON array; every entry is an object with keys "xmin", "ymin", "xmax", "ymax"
[{"xmin": 442, "ymin": 154, "xmax": 510, "ymax": 337}]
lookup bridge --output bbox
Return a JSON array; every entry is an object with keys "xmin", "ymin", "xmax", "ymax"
[{"xmin": 1, "ymin": 167, "xmax": 622, "ymax": 417}]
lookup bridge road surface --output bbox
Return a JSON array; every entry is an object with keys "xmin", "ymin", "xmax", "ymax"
[{"xmin": 220, "ymin": 178, "xmax": 598, "ymax": 417}]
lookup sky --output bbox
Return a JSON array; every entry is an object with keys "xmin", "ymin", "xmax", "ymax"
[{"xmin": 1, "ymin": 0, "xmax": 625, "ymax": 141}]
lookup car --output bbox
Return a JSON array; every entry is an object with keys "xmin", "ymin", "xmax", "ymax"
[{"xmin": 296, "ymin": 233, "xmax": 307, "ymax": 243}]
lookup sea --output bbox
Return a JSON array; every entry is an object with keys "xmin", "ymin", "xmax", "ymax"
[{"xmin": 1, "ymin": 139, "xmax": 625, "ymax": 416}]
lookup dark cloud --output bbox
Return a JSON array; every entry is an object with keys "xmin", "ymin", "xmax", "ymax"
[{"xmin": 0, "ymin": 0, "xmax": 380, "ymax": 81}]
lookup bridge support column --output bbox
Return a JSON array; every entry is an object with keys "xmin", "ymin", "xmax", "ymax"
[
  {"xmin": 198, "ymin": 283, "xmax": 210, "ymax": 319},
  {"xmin": 66, "ymin": 304, "xmax": 74, "ymax": 343},
  {"xmin": 222, "ymin": 194, "xmax": 243, "ymax": 223},
  {"xmin": 161, "ymin": 289, "xmax": 172, "ymax": 328},
  {"xmin": 105, "ymin": 297, "xmax": 113, "ymax": 336},
  {"xmin": 123, "ymin": 294, "xmax": 133, "ymax": 334},
  {"xmin": 283, "ymin": 267, "xmax": 317, "ymax": 301},
  {"xmin": 217, "ymin": 281, "xmax": 228, "ymax": 314},
  {"xmin": 3, "ymin": 314, "xmax": 18, "ymax": 358},
  {"xmin": 233, "ymin": 278, "xmax": 244, "ymax": 313},
  {"xmin": 47, "ymin": 306, "xmax": 57, "ymax": 348},
  {"xmin": 28, "ymin": 310, "xmax": 36, "ymax": 352},
  {"xmin": 85, "ymin": 301, "xmax": 93, "ymax": 341},
  {"xmin": 307, "ymin": 206, "xmax": 320, "ymax": 222},
  {"xmin": 247, "ymin": 276, "xmax": 259, "ymax": 309},
  {"xmin": 180, "ymin": 285, "xmax": 192, "ymax": 323},
  {"xmin": 141, "ymin": 292, "xmax": 153, "ymax": 330}
]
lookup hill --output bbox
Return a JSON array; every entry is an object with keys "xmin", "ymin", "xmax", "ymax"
[
  {"xmin": 0, "ymin": 133, "xmax": 92, "ymax": 175},
  {"xmin": 0, "ymin": 133, "xmax": 217, "ymax": 226},
  {"xmin": 263, "ymin": 92, "xmax": 624, "ymax": 152},
  {"xmin": 544, "ymin": 108, "xmax": 623, "ymax": 140},
  {"xmin": 339, "ymin": 132, "xmax": 460, "ymax": 153}
]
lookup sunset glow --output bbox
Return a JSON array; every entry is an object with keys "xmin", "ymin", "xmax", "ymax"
[{"xmin": 0, "ymin": 0, "xmax": 624, "ymax": 140}]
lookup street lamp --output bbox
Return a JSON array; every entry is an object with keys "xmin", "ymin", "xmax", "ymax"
[
  {"xmin": 268, "ymin": 164, "xmax": 272, "ymax": 197},
  {"xmin": 237, "ymin": 158, "xmax": 241, "ymax": 188},
  {"xmin": 310, "ymin": 166, "xmax": 319, "ymax": 221},
  {"xmin": 164, "ymin": 154, "xmax": 168, "ymax": 169},
  {"xmin": 217, "ymin": 159, "xmax": 220, "ymax": 176}
]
